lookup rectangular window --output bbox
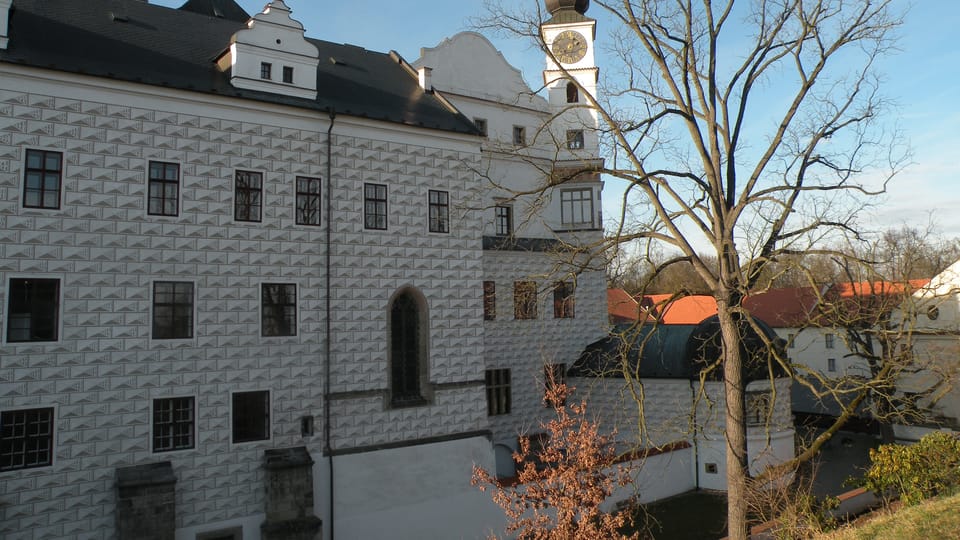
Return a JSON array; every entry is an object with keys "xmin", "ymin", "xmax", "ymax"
[
  {"xmin": 827, "ymin": 358, "xmax": 837, "ymax": 372},
  {"xmin": 282, "ymin": 66, "xmax": 294, "ymax": 84},
  {"xmin": 745, "ymin": 391, "xmax": 771, "ymax": 426},
  {"xmin": 485, "ymin": 369, "xmax": 511, "ymax": 416},
  {"xmin": 495, "ymin": 205, "xmax": 512, "ymax": 236},
  {"xmin": 232, "ymin": 390, "xmax": 270, "ymax": 443},
  {"xmin": 364, "ymin": 183, "xmax": 387, "ymax": 230},
  {"xmin": 566, "ymin": 130, "xmax": 584, "ymax": 149},
  {"xmin": 148, "ymin": 161, "xmax": 180, "ymax": 216},
  {"xmin": 428, "ymin": 190, "xmax": 450, "ymax": 233},
  {"xmin": 261, "ymin": 283, "xmax": 297, "ymax": 337},
  {"xmin": 560, "ymin": 187, "xmax": 595, "ymax": 228},
  {"xmin": 483, "ymin": 281, "xmax": 496, "ymax": 321},
  {"xmin": 514, "ymin": 281, "xmax": 537, "ymax": 320},
  {"xmin": 235, "ymin": 170, "xmax": 263, "ymax": 222},
  {"xmin": 295, "ymin": 176, "xmax": 321, "ymax": 226},
  {"xmin": 260, "ymin": 62, "xmax": 272, "ymax": 80},
  {"xmin": 153, "ymin": 397, "xmax": 195, "ymax": 452},
  {"xmin": 553, "ymin": 281, "xmax": 575, "ymax": 319},
  {"xmin": 544, "ymin": 363, "xmax": 566, "ymax": 406},
  {"xmin": 473, "ymin": 118, "xmax": 488, "ymax": 137},
  {"xmin": 512, "ymin": 125, "xmax": 526, "ymax": 146},
  {"xmin": 152, "ymin": 281, "xmax": 194, "ymax": 339},
  {"xmin": 23, "ymin": 149, "xmax": 63, "ymax": 209},
  {"xmin": 6, "ymin": 278, "xmax": 59, "ymax": 342},
  {"xmin": 825, "ymin": 333, "xmax": 835, "ymax": 349},
  {"xmin": 0, "ymin": 407, "xmax": 54, "ymax": 471}
]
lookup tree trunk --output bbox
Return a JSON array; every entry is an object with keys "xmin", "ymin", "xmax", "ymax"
[{"xmin": 718, "ymin": 298, "xmax": 749, "ymax": 540}]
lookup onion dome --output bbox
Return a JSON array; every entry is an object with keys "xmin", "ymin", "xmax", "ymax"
[{"xmin": 545, "ymin": 0, "xmax": 589, "ymax": 15}]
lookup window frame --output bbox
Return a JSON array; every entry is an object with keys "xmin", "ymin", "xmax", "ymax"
[
  {"xmin": 363, "ymin": 182, "xmax": 388, "ymax": 230},
  {"xmin": 147, "ymin": 160, "xmax": 181, "ymax": 217},
  {"xmin": 0, "ymin": 406, "xmax": 55, "ymax": 471},
  {"xmin": 494, "ymin": 205, "xmax": 512, "ymax": 237},
  {"xmin": 559, "ymin": 187, "xmax": 595, "ymax": 229},
  {"xmin": 6, "ymin": 277, "xmax": 60, "ymax": 343},
  {"xmin": 22, "ymin": 149, "xmax": 63, "ymax": 210},
  {"xmin": 473, "ymin": 118, "xmax": 488, "ymax": 137},
  {"xmin": 745, "ymin": 390, "xmax": 772, "ymax": 427},
  {"xmin": 483, "ymin": 281, "xmax": 496, "ymax": 321},
  {"xmin": 827, "ymin": 358, "xmax": 837, "ymax": 372},
  {"xmin": 512, "ymin": 125, "xmax": 526, "ymax": 146},
  {"xmin": 485, "ymin": 368, "xmax": 511, "ymax": 416},
  {"xmin": 428, "ymin": 189, "xmax": 450, "ymax": 233},
  {"xmin": 152, "ymin": 396, "xmax": 196, "ymax": 453},
  {"xmin": 231, "ymin": 390, "xmax": 271, "ymax": 444},
  {"xmin": 825, "ymin": 333, "xmax": 835, "ymax": 349},
  {"xmin": 282, "ymin": 66, "xmax": 294, "ymax": 84},
  {"xmin": 151, "ymin": 281, "xmax": 195, "ymax": 340},
  {"xmin": 566, "ymin": 81, "xmax": 580, "ymax": 103},
  {"xmin": 260, "ymin": 62, "xmax": 272, "ymax": 80},
  {"xmin": 234, "ymin": 170, "xmax": 263, "ymax": 223},
  {"xmin": 261, "ymin": 283, "xmax": 297, "ymax": 337},
  {"xmin": 295, "ymin": 176, "xmax": 322, "ymax": 226},
  {"xmin": 553, "ymin": 281, "xmax": 575, "ymax": 319},
  {"xmin": 566, "ymin": 130, "xmax": 584, "ymax": 150},
  {"xmin": 514, "ymin": 281, "xmax": 538, "ymax": 320},
  {"xmin": 388, "ymin": 289, "xmax": 429, "ymax": 408}
]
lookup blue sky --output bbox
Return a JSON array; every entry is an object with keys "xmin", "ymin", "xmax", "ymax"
[{"xmin": 153, "ymin": 0, "xmax": 960, "ymax": 242}]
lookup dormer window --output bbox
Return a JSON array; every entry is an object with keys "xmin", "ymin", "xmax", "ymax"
[
  {"xmin": 282, "ymin": 66, "xmax": 294, "ymax": 83},
  {"xmin": 260, "ymin": 62, "xmax": 272, "ymax": 80}
]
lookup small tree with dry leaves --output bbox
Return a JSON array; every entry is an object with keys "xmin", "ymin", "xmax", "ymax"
[{"xmin": 472, "ymin": 382, "xmax": 640, "ymax": 540}]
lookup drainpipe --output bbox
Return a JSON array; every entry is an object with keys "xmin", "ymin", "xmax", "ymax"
[
  {"xmin": 690, "ymin": 379, "xmax": 700, "ymax": 490},
  {"xmin": 324, "ymin": 109, "xmax": 336, "ymax": 540}
]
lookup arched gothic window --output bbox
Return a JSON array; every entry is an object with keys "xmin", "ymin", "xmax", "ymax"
[
  {"xmin": 566, "ymin": 82, "xmax": 579, "ymax": 103},
  {"xmin": 389, "ymin": 288, "xmax": 428, "ymax": 407}
]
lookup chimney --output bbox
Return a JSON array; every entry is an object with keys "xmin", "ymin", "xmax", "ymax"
[
  {"xmin": 0, "ymin": 0, "xmax": 12, "ymax": 49},
  {"xmin": 418, "ymin": 66, "xmax": 433, "ymax": 92}
]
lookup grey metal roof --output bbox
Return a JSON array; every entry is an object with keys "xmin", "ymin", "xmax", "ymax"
[{"xmin": 1, "ymin": 0, "xmax": 479, "ymax": 135}]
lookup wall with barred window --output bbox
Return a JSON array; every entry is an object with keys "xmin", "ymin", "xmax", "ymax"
[{"xmin": 0, "ymin": 70, "xmax": 491, "ymax": 539}]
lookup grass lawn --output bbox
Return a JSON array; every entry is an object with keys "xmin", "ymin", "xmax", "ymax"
[{"xmin": 819, "ymin": 492, "xmax": 960, "ymax": 540}]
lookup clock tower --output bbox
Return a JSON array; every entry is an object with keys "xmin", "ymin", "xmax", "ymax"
[{"xmin": 541, "ymin": 0, "xmax": 599, "ymax": 156}]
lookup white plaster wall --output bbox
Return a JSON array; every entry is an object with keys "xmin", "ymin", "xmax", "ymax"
[{"xmin": 316, "ymin": 436, "xmax": 507, "ymax": 540}]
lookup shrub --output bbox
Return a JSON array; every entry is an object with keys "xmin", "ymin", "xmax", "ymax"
[{"xmin": 863, "ymin": 431, "xmax": 960, "ymax": 505}]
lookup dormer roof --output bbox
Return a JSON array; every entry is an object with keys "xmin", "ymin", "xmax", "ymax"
[
  {"xmin": 0, "ymin": 0, "xmax": 478, "ymax": 135},
  {"xmin": 178, "ymin": 0, "xmax": 250, "ymax": 23}
]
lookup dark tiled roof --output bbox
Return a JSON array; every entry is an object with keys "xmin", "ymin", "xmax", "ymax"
[
  {"xmin": 178, "ymin": 0, "xmax": 250, "ymax": 22},
  {"xmin": 1, "ymin": 0, "xmax": 479, "ymax": 135}
]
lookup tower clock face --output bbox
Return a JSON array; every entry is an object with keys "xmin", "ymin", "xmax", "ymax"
[{"xmin": 551, "ymin": 30, "xmax": 588, "ymax": 64}]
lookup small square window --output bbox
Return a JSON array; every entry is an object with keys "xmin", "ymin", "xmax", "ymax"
[
  {"xmin": 553, "ymin": 281, "xmax": 575, "ymax": 319},
  {"xmin": 428, "ymin": 190, "xmax": 449, "ymax": 233},
  {"xmin": 296, "ymin": 176, "xmax": 322, "ymax": 226},
  {"xmin": 473, "ymin": 118, "xmax": 488, "ymax": 137},
  {"xmin": 7, "ymin": 278, "xmax": 59, "ymax": 342},
  {"xmin": 148, "ymin": 161, "xmax": 180, "ymax": 216},
  {"xmin": 0, "ymin": 407, "xmax": 54, "ymax": 471},
  {"xmin": 23, "ymin": 149, "xmax": 63, "ymax": 209},
  {"xmin": 364, "ymin": 183, "xmax": 388, "ymax": 230},
  {"xmin": 260, "ymin": 62, "xmax": 272, "ymax": 80},
  {"xmin": 485, "ymin": 369, "xmax": 511, "ymax": 416},
  {"xmin": 495, "ymin": 205, "xmax": 512, "ymax": 236},
  {"xmin": 514, "ymin": 281, "xmax": 537, "ymax": 320},
  {"xmin": 152, "ymin": 281, "xmax": 194, "ymax": 339},
  {"xmin": 512, "ymin": 126, "xmax": 526, "ymax": 146},
  {"xmin": 153, "ymin": 397, "xmax": 195, "ymax": 452},
  {"xmin": 282, "ymin": 66, "xmax": 294, "ymax": 84},
  {"xmin": 483, "ymin": 281, "xmax": 496, "ymax": 321},
  {"xmin": 261, "ymin": 283, "xmax": 297, "ymax": 337},
  {"xmin": 232, "ymin": 390, "xmax": 270, "ymax": 444},
  {"xmin": 235, "ymin": 170, "xmax": 263, "ymax": 222},
  {"xmin": 566, "ymin": 130, "xmax": 584, "ymax": 150}
]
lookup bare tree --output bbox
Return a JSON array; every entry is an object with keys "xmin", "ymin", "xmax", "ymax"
[{"xmin": 479, "ymin": 1, "xmax": 906, "ymax": 537}]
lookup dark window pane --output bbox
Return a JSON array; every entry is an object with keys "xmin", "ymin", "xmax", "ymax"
[
  {"xmin": 22, "ymin": 150, "xmax": 62, "ymax": 209},
  {"xmin": 152, "ymin": 281, "xmax": 193, "ymax": 339},
  {"xmin": 232, "ymin": 391, "xmax": 270, "ymax": 443},
  {"xmin": 147, "ymin": 161, "xmax": 179, "ymax": 216},
  {"xmin": 390, "ymin": 292, "xmax": 423, "ymax": 405},
  {"xmin": 0, "ymin": 408, "xmax": 54, "ymax": 471},
  {"xmin": 7, "ymin": 278, "xmax": 59, "ymax": 342},
  {"xmin": 261, "ymin": 284, "xmax": 297, "ymax": 337},
  {"xmin": 153, "ymin": 397, "xmax": 195, "ymax": 452},
  {"xmin": 235, "ymin": 171, "xmax": 263, "ymax": 222}
]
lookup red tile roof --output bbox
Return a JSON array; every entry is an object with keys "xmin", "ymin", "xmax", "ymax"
[{"xmin": 607, "ymin": 288, "xmax": 639, "ymax": 323}]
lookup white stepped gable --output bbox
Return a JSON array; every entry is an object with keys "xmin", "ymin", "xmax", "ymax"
[{"xmin": 223, "ymin": 0, "xmax": 319, "ymax": 99}]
